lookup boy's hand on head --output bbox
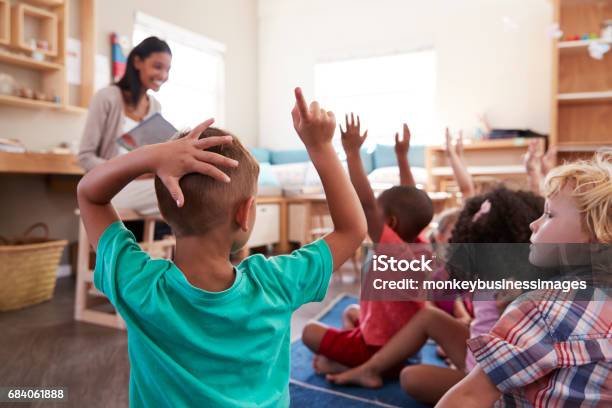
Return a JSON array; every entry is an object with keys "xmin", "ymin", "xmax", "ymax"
[
  {"xmin": 291, "ymin": 87, "xmax": 336, "ymax": 151},
  {"xmin": 340, "ymin": 113, "xmax": 368, "ymax": 155},
  {"xmin": 154, "ymin": 119, "xmax": 238, "ymax": 207},
  {"xmin": 394, "ymin": 123, "xmax": 411, "ymax": 157}
]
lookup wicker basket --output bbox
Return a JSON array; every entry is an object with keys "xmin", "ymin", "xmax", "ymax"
[{"xmin": 0, "ymin": 223, "xmax": 67, "ymax": 311}]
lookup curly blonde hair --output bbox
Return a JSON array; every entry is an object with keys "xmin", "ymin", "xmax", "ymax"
[{"xmin": 542, "ymin": 149, "xmax": 612, "ymax": 243}]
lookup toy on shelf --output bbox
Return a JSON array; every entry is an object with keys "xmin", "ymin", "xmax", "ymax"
[{"xmin": 111, "ymin": 33, "xmax": 128, "ymax": 82}]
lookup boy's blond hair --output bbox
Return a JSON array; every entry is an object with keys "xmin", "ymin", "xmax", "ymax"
[{"xmin": 542, "ymin": 150, "xmax": 612, "ymax": 243}]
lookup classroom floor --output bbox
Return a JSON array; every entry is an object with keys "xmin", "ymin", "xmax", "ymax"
[{"xmin": 0, "ymin": 264, "xmax": 360, "ymax": 408}]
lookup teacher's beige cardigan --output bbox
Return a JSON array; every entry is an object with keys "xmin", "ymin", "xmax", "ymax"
[{"xmin": 78, "ymin": 85, "xmax": 162, "ymax": 172}]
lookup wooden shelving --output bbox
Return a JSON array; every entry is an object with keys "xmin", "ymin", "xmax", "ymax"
[
  {"xmin": 427, "ymin": 138, "xmax": 530, "ymax": 152},
  {"xmin": 11, "ymin": 2, "xmax": 58, "ymax": 57},
  {"xmin": 558, "ymin": 38, "xmax": 612, "ymax": 54},
  {"xmin": 23, "ymin": 0, "xmax": 65, "ymax": 6},
  {"xmin": 425, "ymin": 138, "xmax": 538, "ymax": 191},
  {"xmin": 0, "ymin": 94, "xmax": 87, "ymax": 114},
  {"xmin": 550, "ymin": 0, "xmax": 612, "ymax": 154},
  {"xmin": 0, "ymin": 49, "xmax": 62, "ymax": 70},
  {"xmin": 0, "ymin": 0, "xmax": 94, "ymax": 114},
  {"xmin": 0, "ymin": 93, "xmax": 60, "ymax": 109},
  {"xmin": 0, "ymin": 151, "xmax": 83, "ymax": 175},
  {"xmin": 557, "ymin": 142, "xmax": 612, "ymax": 151},
  {"xmin": 0, "ymin": 0, "xmax": 9, "ymax": 45},
  {"xmin": 557, "ymin": 91, "xmax": 612, "ymax": 104}
]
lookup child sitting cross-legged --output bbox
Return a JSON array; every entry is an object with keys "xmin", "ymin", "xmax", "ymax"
[
  {"xmin": 326, "ymin": 187, "xmax": 544, "ymax": 406},
  {"xmin": 437, "ymin": 150, "xmax": 612, "ymax": 407},
  {"xmin": 301, "ymin": 115, "xmax": 433, "ymax": 376},
  {"xmin": 76, "ymin": 88, "xmax": 367, "ymax": 407}
]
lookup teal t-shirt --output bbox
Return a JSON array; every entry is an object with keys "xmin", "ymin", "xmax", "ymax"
[{"xmin": 94, "ymin": 221, "xmax": 333, "ymax": 407}]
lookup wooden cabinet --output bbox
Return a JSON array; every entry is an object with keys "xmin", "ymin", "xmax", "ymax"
[
  {"xmin": 248, "ymin": 203, "xmax": 281, "ymax": 248},
  {"xmin": 551, "ymin": 0, "xmax": 612, "ymax": 161},
  {"xmin": 425, "ymin": 138, "xmax": 539, "ymax": 192}
]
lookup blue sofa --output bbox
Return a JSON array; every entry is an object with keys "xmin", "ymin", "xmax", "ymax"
[{"xmin": 250, "ymin": 144, "xmax": 425, "ymax": 172}]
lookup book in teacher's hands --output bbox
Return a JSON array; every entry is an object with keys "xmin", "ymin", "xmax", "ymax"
[{"xmin": 118, "ymin": 113, "xmax": 178, "ymax": 151}]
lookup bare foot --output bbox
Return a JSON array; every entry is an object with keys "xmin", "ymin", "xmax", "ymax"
[
  {"xmin": 312, "ymin": 355, "xmax": 348, "ymax": 375},
  {"xmin": 326, "ymin": 365, "xmax": 384, "ymax": 388}
]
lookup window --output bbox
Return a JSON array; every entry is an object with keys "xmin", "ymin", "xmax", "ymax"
[
  {"xmin": 314, "ymin": 50, "xmax": 437, "ymax": 149},
  {"xmin": 133, "ymin": 12, "xmax": 225, "ymax": 130}
]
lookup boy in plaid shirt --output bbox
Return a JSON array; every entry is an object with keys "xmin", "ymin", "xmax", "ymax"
[{"xmin": 437, "ymin": 151, "xmax": 612, "ymax": 407}]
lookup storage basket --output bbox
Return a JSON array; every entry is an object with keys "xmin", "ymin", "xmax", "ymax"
[{"xmin": 0, "ymin": 223, "xmax": 67, "ymax": 311}]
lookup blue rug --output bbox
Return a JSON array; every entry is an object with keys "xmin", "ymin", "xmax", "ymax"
[{"xmin": 290, "ymin": 295, "xmax": 447, "ymax": 407}]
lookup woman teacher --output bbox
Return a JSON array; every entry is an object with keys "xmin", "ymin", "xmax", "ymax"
[{"xmin": 78, "ymin": 36, "xmax": 172, "ymax": 215}]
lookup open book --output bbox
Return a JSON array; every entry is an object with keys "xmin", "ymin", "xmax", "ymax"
[{"xmin": 118, "ymin": 113, "xmax": 178, "ymax": 150}]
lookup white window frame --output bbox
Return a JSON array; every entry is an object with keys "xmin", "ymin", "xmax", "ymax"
[
  {"xmin": 314, "ymin": 48, "xmax": 438, "ymax": 150},
  {"xmin": 133, "ymin": 12, "xmax": 226, "ymax": 128}
]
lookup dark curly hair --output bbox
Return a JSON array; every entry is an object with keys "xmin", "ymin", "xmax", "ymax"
[{"xmin": 446, "ymin": 187, "xmax": 544, "ymax": 282}]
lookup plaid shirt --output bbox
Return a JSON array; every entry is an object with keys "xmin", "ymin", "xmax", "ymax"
[{"xmin": 467, "ymin": 287, "xmax": 611, "ymax": 407}]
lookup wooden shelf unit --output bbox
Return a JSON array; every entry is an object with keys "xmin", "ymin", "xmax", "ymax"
[
  {"xmin": 425, "ymin": 138, "xmax": 540, "ymax": 192},
  {"xmin": 0, "ymin": 48, "xmax": 61, "ymax": 69},
  {"xmin": 557, "ymin": 91, "xmax": 612, "ymax": 103},
  {"xmin": 551, "ymin": 0, "xmax": 612, "ymax": 155},
  {"xmin": 0, "ymin": 0, "xmax": 95, "ymax": 113},
  {"xmin": 558, "ymin": 38, "xmax": 612, "ymax": 55},
  {"xmin": 0, "ymin": 151, "xmax": 83, "ymax": 175},
  {"xmin": 11, "ymin": 2, "xmax": 58, "ymax": 56},
  {"xmin": 23, "ymin": 0, "xmax": 64, "ymax": 6},
  {"xmin": 0, "ymin": 0, "xmax": 8, "ymax": 45}
]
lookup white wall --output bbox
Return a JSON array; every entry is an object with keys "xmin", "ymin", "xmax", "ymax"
[{"xmin": 257, "ymin": 0, "xmax": 553, "ymax": 149}]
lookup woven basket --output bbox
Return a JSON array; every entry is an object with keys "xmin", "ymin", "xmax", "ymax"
[{"xmin": 0, "ymin": 223, "xmax": 67, "ymax": 311}]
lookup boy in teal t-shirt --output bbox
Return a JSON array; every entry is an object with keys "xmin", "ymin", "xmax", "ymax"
[{"xmin": 78, "ymin": 88, "xmax": 367, "ymax": 407}]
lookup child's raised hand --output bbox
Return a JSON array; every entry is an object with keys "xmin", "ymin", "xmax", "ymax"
[
  {"xmin": 394, "ymin": 123, "xmax": 411, "ymax": 157},
  {"xmin": 541, "ymin": 145, "xmax": 557, "ymax": 176},
  {"xmin": 444, "ymin": 127, "xmax": 455, "ymax": 157},
  {"xmin": 154, "ymin": 119, "xmax": 238, "ymax": 207},
  {"xmin": 340, "ymin": 113, "xmax": 368, "ymax": 155},
  {"xmin": 291, "ymin": 87, "xmax": 336, "ymax": 150},
  {"xmin": 523, "ymin": 139, "xmax": 541, "ymax": 174},
  {"xmin": 456, "ymin": 130, "xmax": 465, "ymax": 157}
]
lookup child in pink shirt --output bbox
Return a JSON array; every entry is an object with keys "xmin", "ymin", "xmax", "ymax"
[{"xmin": 302, "ymin": 116, "xmax": 432, "ymax": 375}]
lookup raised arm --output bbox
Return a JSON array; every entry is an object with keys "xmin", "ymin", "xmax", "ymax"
[
  {"xmin": 339, "ymin": 113, "xmax": 385, "ymax": 243},
  {"xmin": 523, "ymin": 139, "xmax": 543, "ymax": 195},
  {"xmin": 291, "ymin": 90, "xmax": 367, "ymax": 270},
  {"xmin": 395, "ymin": 123, "xmax": 416, "ymax": 187},
  {"xmin": 77, "ymin": 119, "xmax": 237, "ymax": 249},
  {"xmin": 445, "ymin": 129, "xmax": 475, "ymax": 198}
]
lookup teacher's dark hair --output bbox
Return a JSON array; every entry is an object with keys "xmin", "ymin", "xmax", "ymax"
[{"xmin": 115, "ymin": 36, "xmax": 171, "ymax": 106}]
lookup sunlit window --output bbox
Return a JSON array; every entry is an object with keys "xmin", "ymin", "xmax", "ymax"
[
  {"xmin": 315, "ymin": 50, "xmax": 437, "ymax": 149},
  {"xmin": 133, "ymin": 12, "xmax": 225, "ymax": 130}
]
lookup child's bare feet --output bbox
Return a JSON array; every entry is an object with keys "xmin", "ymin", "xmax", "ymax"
[
  {"xmin": 326, "ymin": 365, "xmax": 384, "ymax": 388},
  {"xmin": 312, "ymin": 355, "xmax": 348, "ymax": 375}
]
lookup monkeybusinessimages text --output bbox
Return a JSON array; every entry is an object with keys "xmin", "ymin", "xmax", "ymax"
[{"xmin": 371, "ymin": 254, "xmax": 587, "ymax": 293}]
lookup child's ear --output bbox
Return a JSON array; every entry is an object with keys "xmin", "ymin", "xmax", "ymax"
[
  {"xmin": 386, "ymin": 215, "xmax": 398, "ymax": 230},
  {"xmin": 235, "ymin": 196, "xmax": 256, "ymax": 232}
]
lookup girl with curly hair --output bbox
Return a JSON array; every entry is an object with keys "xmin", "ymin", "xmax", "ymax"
[{"xmin": 327, "ymin": 186, "xmax": 544, "ymax": 406}]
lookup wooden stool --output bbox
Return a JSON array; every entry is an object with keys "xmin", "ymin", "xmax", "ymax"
[
  {"xmin": 308, "ymin": 210, "xmax": 362, "ymax": 284},
  {"xmin": 74, "ymin": 209, "xmax": 175, "ymax": 329}
]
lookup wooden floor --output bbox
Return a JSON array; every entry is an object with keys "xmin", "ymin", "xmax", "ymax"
[{"xmin": 0, "ymin": 267, "xmax": 360, "ymax": 408}]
